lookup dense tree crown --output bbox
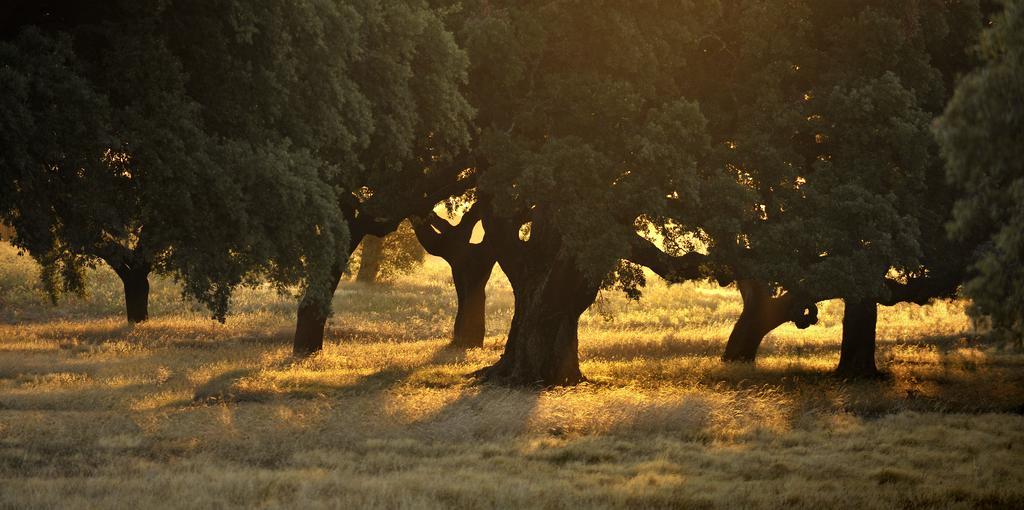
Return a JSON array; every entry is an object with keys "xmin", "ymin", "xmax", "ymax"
[
  {"xmin": 939, "ymin": 0, "xmax": 1024, "ymax": 336},
  {"xmin": 692, "ymin": 1, "xmax": 987, "ymax": 373},
  {"xmin": 1, "ymin": 1, "xmax": 471, "ymax": 326},
  {"xmin": 459, "ymin": 0, "xmax": 741, "ymax": 284},
  {"xmin": 433, "ymin": 1, "xmax": 752, "ymax": 385},
  {"xmin": 706, "ymin": 0, "xmax": 983, "ymax": 304}
]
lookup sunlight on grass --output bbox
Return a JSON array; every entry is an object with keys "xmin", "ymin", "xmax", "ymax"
[{"xmin": 1, "ymin": 243, "xmax": 1022, "ymax": 508}]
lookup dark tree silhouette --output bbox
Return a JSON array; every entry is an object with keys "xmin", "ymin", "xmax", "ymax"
[
  {"xmin": 444, "ymin": 1, "xmax": 745, "ymax": 386},
  {"xmin": 938, "ymin": 0, "xmax": 1024, "ymax": 340},
  {"xmin": 690, "ymin": 0, "xmax": 985, "ymax": 376},
  {"xmin": 412, "ymin": 201, "xmax": 496, "ymax": 349},
  {"xmin": 0, "ymin": 0, "xmax": 355, "ymax": 323}
]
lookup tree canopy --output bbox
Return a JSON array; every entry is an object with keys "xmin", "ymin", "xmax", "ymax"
[
  {"xmin": 1, "ymin": 0, "xmax": 1018, "ymax": 387},
  {"xmin": 714, "ymin": 0, "xmax": 979, "ymax": 303},
  {"xmin": 1, "ymin": 0, "xmax": 473, "ymax": 336},
  {"xmin": 683, "ymin": 1, "xmax": 986, "ymax": 374},
  {"xmin": 938, "ymin": 0, "xmax": 1024, "ymax": 338},
  {"xmin": 441, "ymin": 0, "xmax": 748, "ymax": 385}
]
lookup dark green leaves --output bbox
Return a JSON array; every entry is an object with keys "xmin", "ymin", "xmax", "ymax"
[{"xmin": 938, "ymin": 0, "xmax": 1024, "ymax": 335}]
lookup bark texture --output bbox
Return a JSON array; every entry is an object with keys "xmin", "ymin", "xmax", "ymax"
[
  {"xmin": 413, "ymin": 202, "xmax": 496, "ymax": 348},
  {"xmin": 293, "ymin": 233, "xmax": 364, "ymax": 357},
  {"xmin": 474, "ymin": 209, "xmax": 599, "ymax": 386},
  {"xmin": 721, "ymin": 281, "xmax": 818, "ymax": 363},
  {"xmin": 450, "ymin": 258, "xmax": 493, "ymax": 348},
  {"xmin": 476, "ymin": 252, "xmax": 598, "ymax": 386},
  {"xmin": 113, "ymin": 262, "xmax": 151, "ymax": 323},
  {"xmin": 837, "ymin": 299, "xmax": 880, "ymax": 377}
]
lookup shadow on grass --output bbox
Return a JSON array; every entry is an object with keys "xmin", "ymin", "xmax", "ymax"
[{"xmin": 188, "ymin": 343, "xmax": 473, "ymax": 404}]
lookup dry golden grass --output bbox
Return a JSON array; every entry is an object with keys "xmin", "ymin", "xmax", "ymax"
[{"xmin": 1, "ymin": 242, "xmax": 1023, "ymax": 509}]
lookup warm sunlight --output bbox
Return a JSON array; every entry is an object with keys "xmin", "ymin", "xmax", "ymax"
[{"xmin": 2, "ymin": 1, "xmax": 1022, "ymax": 508}]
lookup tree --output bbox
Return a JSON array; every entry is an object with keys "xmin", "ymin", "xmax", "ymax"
[
  {"xmin": 0, "ymin": 1, "xmax": 378, "ymax": 324},
  {"xmin": 412, "ymin": 198, "xmax": 496, "ymax": 348},
  {"xmin": 829, "ymin": 0, "xmax": 987, "ymax": 376},
  {"xmin": 1, "ymin": 0, "xmax": 472, "ymax": 340},
  {"xmin": 288, "ymin": 1, "xmax": 474, "ymax": 356},
  {"xmin": 0, "ymin": 0, "xmax": 470, "ymax": 335},
  {"xmin": 691, "ymin": 0, "xmax": 984, "ymax": 376},
  {"xmin": 448, "ymin": 1, "xmax": 744, "ymax": 386},
  {"xmin": 355, "ymin": 236, "xmax": 386, "ymax": 284},
  {"xmin": 354, "ymin": 222, "xmax": 427, "ymax": 284},
  {"xmin": 938, "ymin": 0, "xmax": 1024, "ymax": 340}
]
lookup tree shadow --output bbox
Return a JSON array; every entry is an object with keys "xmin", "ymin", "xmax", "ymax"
[
  {"xmin": 0, "ymin": 381, "xmax": 155, "ymax": 412},
  {"xmin": 403, "ymin": 382, "xmax": 543, "ymax": 442},
  {"xmin": 191, "ymin": 368, "xmax": 262, "ymax": 404},
  {"xmin": 187, "ymin": 343, "xmax": 474, "ymax": 405}
]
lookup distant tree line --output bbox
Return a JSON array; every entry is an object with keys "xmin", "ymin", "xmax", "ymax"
[{"xmin": 1, "ymin": 0, "xmax": 1020, "ymax": 384}]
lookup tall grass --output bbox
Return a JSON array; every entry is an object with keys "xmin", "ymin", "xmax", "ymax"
[{"xmin": 1, "ymin": 242, "xmax": 1022, "ymax": 509}]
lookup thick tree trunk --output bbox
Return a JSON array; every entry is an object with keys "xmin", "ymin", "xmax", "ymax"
[
  {"xmin": 356, "ymin": 235, "xmax": 384, "ymax": 283},
  {"xmin": 837, "ymin": 299, "xmax": 880, "ymax": 377},
  {"xmin": 476, "ymin": 252, "xmax": 599, "ymax": 387},
  {"xmin": 293, "ymin": 266, "xmax": 344, "ymax": 357},
  {"xmin": 450, "ymin": 255, "xmax": 494, "ymax": 348},
  {"xmin": 293, "ymin": 234, "xmax": 363, "ymax": 357},
  {"xmin": 115, "ymin": 264, "xmax": 151, "ymax": 323},
  {"xmin": 721, "ymin": 281, "xmax": 819, "ymax": 363},
  {"xmin": 722, "ymin": 281, "xmax": 793, "ymax": 363}
]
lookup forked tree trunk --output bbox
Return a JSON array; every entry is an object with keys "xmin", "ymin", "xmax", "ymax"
[
  {"xmin": 115, "ymin": 264, "xmax": 151, "ymax": 323},
  {"xmin": 476, "ymin": 252, "xmax": 599, "ymax": 386},
  {"xmin": 356, "ymin": 235, "xmax": 384, "ymax": 283},
  {"xmin": 411, "ymin": 205, "xmax": 497, "ymax": 349},
  {"xmin": 450, "ymin": 255, "xmax": 494, "ymax": 348},
  {"xmin": 722, "ymin": 280, "xmax": 795, "ymax": 363},
  {"xmin": 837, "ymin": 299, "xmax": 880, "ymax": 377},
  {"xmin": 293, "ymin": 234, "xmax": 363, "ymax": 357}
]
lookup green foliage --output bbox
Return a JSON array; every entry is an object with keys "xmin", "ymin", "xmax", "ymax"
[
  {"xmin": 456, "ymin": 0, "xmax": 742, "ymax": 287},
  {"xmin": 711, "ymin": 0, "xmax": 983, "ymax": 303},
  {"xmin": 938, "ymin": 0, "xmax": 1024, "ymax": 335},
  {"xmin": 378, "ymin": 222, "xmax": 428, "ymax": 282},
  {"xmin": 3, "ymin": 0, "xmax": 1006, "ymax": 332},
  {"xmin": 0, "ymin": 0, "xmax": 472, "ymax": 321},
  {"xmin": 0, "ymin": 26, "xmax": 126, "ymax": 301},
  {"xmin": 352, "ymin": 221, "xmax": 427, "ymax": 283}
]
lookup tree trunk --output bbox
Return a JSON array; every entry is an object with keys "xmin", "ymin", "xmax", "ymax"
[
  {"xmin": 450, "ymin": 254, "xmax": 494, "ymax": 348},
  {"xmin": 293, "ymin": 265, "xmax": 344, "ymax": 357},
  {"xmin": 116, "ymin": 264, "xmax": 151, "ymax": 323},
  {"xmin": 356, "ymin": 235, "xmax": 384, "ymax": 283},
  {"xmin": 475, "ymin": 252, "xmax": 599, "ymax": 387},
  {"xmin": 722, "ymin": 281, "xmax": 793, "ymax": 363},
  {"xmin": 410, "ymin": 205, "xmax": 497, "ymax": 350},
  {"xmin": 837, "ymin": 299, "xmax": 880, "ymax": 377},
  {"xmin": 293, "ymin": 234, "xmax": 363, "ymax": 357}
]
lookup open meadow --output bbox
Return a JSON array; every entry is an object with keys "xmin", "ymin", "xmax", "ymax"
[{"xmin": 1, "ymin": 242, "xmax": 1023, "ymax": 509}]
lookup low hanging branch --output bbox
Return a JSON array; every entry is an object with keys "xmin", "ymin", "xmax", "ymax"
[{"xmin": 625, "ymin": 234, "xmax": 709, "ymax": 285}]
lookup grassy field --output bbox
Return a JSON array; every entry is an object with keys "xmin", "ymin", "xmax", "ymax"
[{"xmin": 1, "ymin": 242, "xmax": 1023, "ymax": 509}]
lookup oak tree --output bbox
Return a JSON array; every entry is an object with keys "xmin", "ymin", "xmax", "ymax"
[
  {"xmin": 938, "ymin": 0, "xmax": 1024, "ymax": 340},
  {"xmin": 452, "ymin": 0, "xmax": 744, "ymax": 385},
  {"xmin": 698, "ymin": 0, "xmax": 984, "ymax": 375},
  {"xmin": 0, "ymin": 1, "xmax": 348, "ymax": 323}
]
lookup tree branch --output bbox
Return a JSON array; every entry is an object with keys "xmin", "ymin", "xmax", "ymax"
[{"xmin": 626, "ymin": 234, "xmax": 708, "ymax": 284}]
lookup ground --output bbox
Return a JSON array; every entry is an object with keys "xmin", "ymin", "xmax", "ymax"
[{"xmin": 1, "ymin": 242, "xmax": 1022, "ymax": 509}]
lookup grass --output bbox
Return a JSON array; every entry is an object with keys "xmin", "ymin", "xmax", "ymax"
[{"xmin": 1, "ymin": 242, "xmax": 1023, "ymax": 509}]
